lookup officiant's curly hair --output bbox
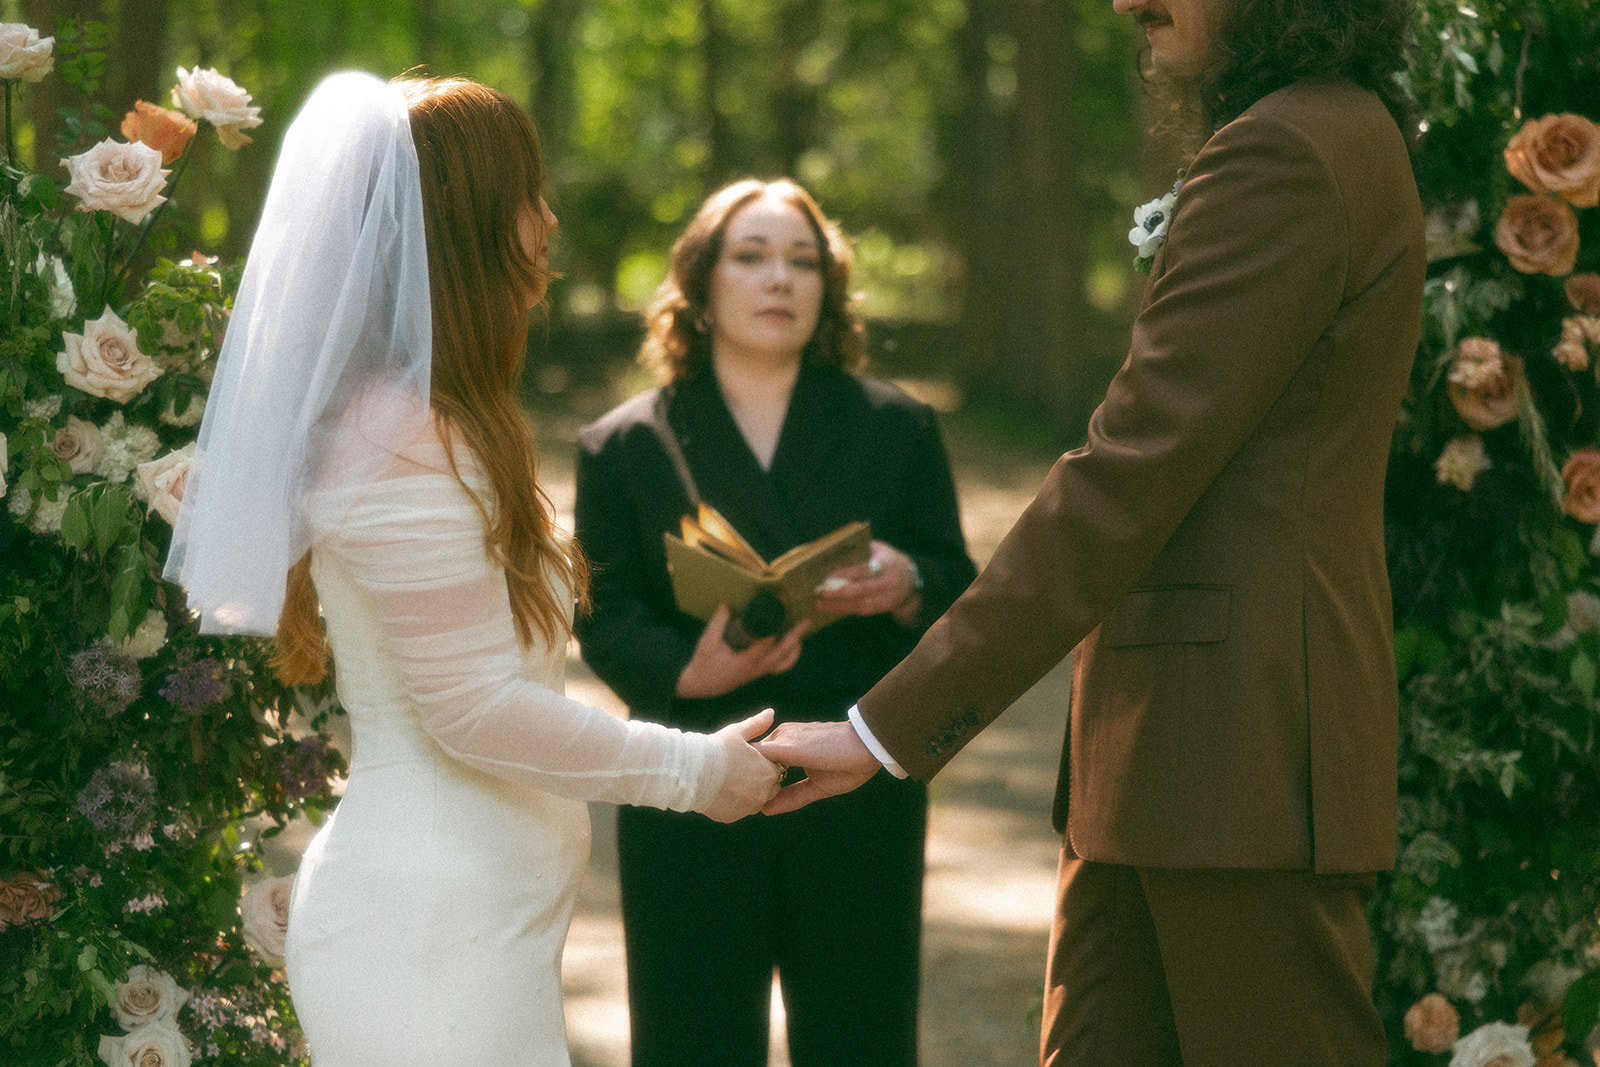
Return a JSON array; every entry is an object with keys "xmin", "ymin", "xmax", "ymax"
[
  {"xmin": 275, "ymin": 76, "xmax": 587, "ymax": 685},
  {"xmin": 1201, "ymin": 0, "xmax": 1411, "ymax": 132},
  {"xmin": 639, "ymin": 178, "xmax": 865, "ymax": 383}
]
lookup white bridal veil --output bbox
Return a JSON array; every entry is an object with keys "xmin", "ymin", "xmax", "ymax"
[{"xmin": 164, "ymin": 71, "xmax": 433, "ymax": 634}]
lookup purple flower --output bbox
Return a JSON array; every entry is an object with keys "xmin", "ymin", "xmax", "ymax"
[
  {"xmin": 75, "ymin": 760, "xmax": 156, "ymax": 839},
  {"xmin": 280, "ymin": 736, "xmax": 333, "ymax": 802},
  {"xmin": 159, "ymin": 653, "xmax": 224, "ymax": 713},
  {"xmin": 68, "ymin": 642, "xmax": 141, "ymax": 716}
]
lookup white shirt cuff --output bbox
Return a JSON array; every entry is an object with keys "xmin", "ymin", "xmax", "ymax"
[{"xmin": 848, "ymin": 704, "xmax": 908, "ymax": 779}]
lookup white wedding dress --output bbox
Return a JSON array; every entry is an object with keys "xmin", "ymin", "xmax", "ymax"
[{"xmin": 284, "ymin": 439, "xmax": 727, "ymax": 1066}]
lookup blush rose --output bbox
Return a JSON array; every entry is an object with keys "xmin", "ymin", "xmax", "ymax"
[
  {"xmin": 0, "ymin": 870, "xmax": 61, "ymax": 928},
  {"xmin": 240, "ymin": 874, "xmax": 294, "ymax": 967},
  {"xmin": 172, "ymin": 66, "xmax": 263, "ymax": 150},
  {"xmin": 52, "ymin": 415, "xmax": 104, "ymax": 475},
  {"xmin": 1495, "ymin": 195, "xmax": 1580, "ymax": 277},
  {"xmin": 1505, "ymin": 113, "xmax": 1600, "ymax": 209},
  {"xmin": 1562, "ymin": 449, "xmax": 1600, "ymax": 524},
  {"xmin": 111, "ymin": 965, "xmax": 189, "ymax": 1030},
  {"xmin": 97, "ymin": 1020, "xmax": 192, "ymax": 1067},
  {"xmin": 0, "ymin": 22, "xmax": 53, "ymax": 81},
  {"xmin": 136, "ymin": 443, "xmax": 195, "ymax": 525},
  {"xmin": 57, "ymin": 307, "xmax": 163, "ymax": 403},
  {"xmin": 120, "ymin": 101, "xmax": 197, "ymax": 166},
  {"xmin": 62, "ymin": 138, "xmax": 169, "ymax": 225},
  {"xmin": 1565, "ymin": 273, "xmax": 1600, "ymax": 315}
]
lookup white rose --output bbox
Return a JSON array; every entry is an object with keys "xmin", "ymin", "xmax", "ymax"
[
  {"xmin": 135, "ymin": 443, "xmax": 194, "ymax": 524},
  {"xmin": 62, "ymin": 139, "xmax": 169, "ymax": 225},
  {"xmin": 240, "ymin": 875, "xmax": 294, "ymax": 967},
  {"xmin": 120, "ymin": 610, "xmax": 169, "ymax": 660},
  {"xmin": 57, "ymin": 307, "xmax": 162, "ymax": 404},
  {"xmin": 0, "ymin": 23, "xmax": 54, "ymax": 82},
  {"xmin": 1450, "ymin": 1021, "xmax": 1535, "ymax": 1067},
  {"xmin": 52, "ymin": 415, "xmax": 104, "ymax": 475},
  {"xmin": 111, "ymin": 964, "xmax": 188, "ymax": 1030},
  {"xmin": 172, "ymin": 67, "xmax": 263, "ymax": 150},
  {"xmin": 97, "ymin": 1020, "xmax": 192, "ymax": 1067}
]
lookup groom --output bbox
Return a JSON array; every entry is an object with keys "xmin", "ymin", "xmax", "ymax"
[{"xmin": 757, "ymin": 0, "xmax": 1425, "ymax": 1063}]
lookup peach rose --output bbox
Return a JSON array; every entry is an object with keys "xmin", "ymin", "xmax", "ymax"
[
  {"xmin": 112, "ymin": 964, "xmax": 189, "ymax": 1030},
  {"xmin": 57, "ymin": 307, "xmax": 162, "ymax": 403},
  {"xmin": 1506, "ymin": 113, "xmax": 1600, "ymax": 208},
  {"xmin": 1562, "ymin": 449, "xmax": 1600, "ymax": 523},
  {"xmin": 240, "ymin": 874, "xmax": 293, "ymax": 967},
  {"xmin": 52, "ymin": 415, "xmax": 104, "ymax": 474},
  {"xmin": 1495, "ymin": 195, "xmax": 1580, "ymax": 276},
  {"xmin": 120, "ymin": 101, "xmax": 196, "ymax": 166},
  {"xmin": 135, "ymin": 443, "xmax": 194, "ymax": 525},
  {"xmin": 1448, "ymin": 339, "xmax": 1521, "ymax": 431},
  {"xmin": 1565, "ymin": 273, "xmax": 1600, "ymax": 315},
  {"xmin": 62, "ymin": 138, "xmax": 169, "ymax": 225},
  {"xmin": 0, "ymin": 870, "xmax": 61, "ymax": 928},
  {"xmin": 172, "ymin": 66, "xmax": 262, "ymax": 150},
  {"xmin": 1403, "ymin": 992, "xmax": 1459, "ymax": 1054},
  {"xmin": 97, "ymin": 1020, "xmax": 192, "ymax": 1067},
  {"xmin": 0, "ymin": 22, "xmax": 53, "ymax": 82}
]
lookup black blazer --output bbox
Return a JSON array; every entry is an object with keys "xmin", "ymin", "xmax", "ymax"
[{"xmin": 574, "ymin": 363, "xmax": 975, "ymax": 732}]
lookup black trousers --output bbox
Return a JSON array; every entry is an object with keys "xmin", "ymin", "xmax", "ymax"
[{"xmin": 617, "ymin": 771, "xmax": 927, "ymax": 1067}]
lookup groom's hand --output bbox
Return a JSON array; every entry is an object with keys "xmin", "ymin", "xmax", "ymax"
[{"xmin": 755, "ymin": 720, "xmax": 881, "ymax": 815}]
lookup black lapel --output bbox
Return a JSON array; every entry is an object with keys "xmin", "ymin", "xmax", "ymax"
[{"xmin": 767, "ymin": 364, "xmax": 857, "ymax": 526}]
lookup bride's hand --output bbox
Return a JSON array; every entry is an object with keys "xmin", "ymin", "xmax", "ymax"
[{"xmin": 700, "ymin": 708, "xmax": 782, "ymax": 824}]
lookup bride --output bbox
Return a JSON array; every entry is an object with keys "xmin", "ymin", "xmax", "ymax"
[{"xmin": 164, "ymin": 71, "xmax": 780, "ymax": 1066}]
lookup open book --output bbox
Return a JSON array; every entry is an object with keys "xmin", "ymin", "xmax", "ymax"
[{"xmin": 664, "ymin": 503, "xmax": 871, "ymax": 648}]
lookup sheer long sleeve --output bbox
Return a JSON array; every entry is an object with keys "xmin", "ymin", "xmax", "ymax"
[{"xmin": 313, "ymin": 444, "xmax": 727, "ymax": 812}]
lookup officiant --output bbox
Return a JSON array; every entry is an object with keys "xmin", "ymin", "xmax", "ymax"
[{"xmin": 573, "ymin": 177, "xmax": 975, "ymax": 1067}]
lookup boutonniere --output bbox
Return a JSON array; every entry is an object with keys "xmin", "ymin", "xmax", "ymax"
[{"xmin": 1129, "ymin": 172, "xmax": 1185, "ymax": 273}]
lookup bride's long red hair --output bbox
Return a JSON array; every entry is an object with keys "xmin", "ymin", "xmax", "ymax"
[{"xmin": 274, "ymin": 76, "xmax": 587, "ymax": 685}]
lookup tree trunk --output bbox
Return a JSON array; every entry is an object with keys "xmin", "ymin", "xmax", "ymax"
[
  {"xmin": 113, "ymin": 0, "xmax": 167, "ymax": 116},
  {"xmin": 701, "ymin": 0, "xmax": 734, "ymax": 183},
  {"xmin": 769, "ymin": 0, "xmax": 822, "ymax": 177}
]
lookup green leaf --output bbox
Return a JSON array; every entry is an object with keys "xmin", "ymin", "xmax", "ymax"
[
  {"xmin": 58, "ymin": 496, "xmax": 91, "ymax": 551},
  {"xmin": 1564, "ymin": 972, "xmax": 1600, "ymax": 1056},
  {"xmin": 1572, "ymin": 652, "xmax": 1597, "ymax": 700},
  {"xmin": 90, "ymin": 489, "xmax": 129, "ymax": 558},
  {"xmin": 106, "ymin": 540, "xmax": 149, "ymax": 644},
  {"xmin": 74, "ymin": 945, "xmax": 95, "ymax": 972}
]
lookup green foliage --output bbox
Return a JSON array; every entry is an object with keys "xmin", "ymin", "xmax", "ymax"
[
  {"xmin": 1378, "ymin": 1, "xmax": 1600, "ymax": 1061},
  {"xmin": 1, "ymin": 32, "xmax": 342, "ymax": 1066}
]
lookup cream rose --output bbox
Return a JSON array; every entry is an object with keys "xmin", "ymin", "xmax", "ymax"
[
  {"xmin": 1566, "ymin": 273, "xmax": 1600, "ymax": 315},
  {"xmin": 97, "ymin": 1020, "xmax": 192, "ymax": 1067},
  {"xmin": 62, "ymin": 138, "xmax": 169, "ymax": 225},
  {"xmin": 1450, "ymin": 1021, "xmax": 1535, "ymax": 1067},
  {"xmin": 0, "ymin": 23, "xmax": 54, "ymax": 82},
  {"xmin": 172, "ymin": 67, "xmax": 263, "ymax": 150},
  {"xmin": 1447, "ymin": 339, "xmax": 1521, "ymax": 432},
  {"xmin": 135, "ymin": 443, "xmax": 194, "ymax": 525},
  {"xmin": 1405, "ymin": 993, "xmax": 1461, "ymax": 1054},
  {"xmin": 111, "ymin": 965, "xmax": 189, "ymax": 1030},
  {"xmin": 52, "ymin": 415, "xmax": 104, "ymax": 475},
  {"xmin": 240, "ymin": 875, "xmax": 293, "ymax": 967},
  {"xmin": 1495, "ymin": 195, "xmax": 1580, "ymax": 276},
  {"xmin": 58, "ymin": 307, "xmax": 162, "ymax": 403},
  {"xmin": 120, "ymin": 101, "xmax": 197, "ymax": 166},
  {"xmin": 1563, "ymin": 450, "xmax": 1600, "ymax": 523},
  {"xmin": 1505, "ymin": 113, "xmax": 1600, "ymax": 209},
  {"xmin": 0, "ymin": 870, "xmax": 61, "ymax": 928},
  {"xmin": 120, "ymin": 609, "xmax": 169, "ymax": 660}
]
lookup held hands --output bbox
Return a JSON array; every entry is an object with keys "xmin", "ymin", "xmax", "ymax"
[
  {"xmin": 675, "ymin": 604, "xmax": 809, "ymax": 700},
  {"xmin": 813, "ymin": 539, "xmax": 921, "ymax": 625},
  {"xmin": 700, "ymin": 708, "xmax": 783, "ymax": 823},
  {"xmin": 754, "ymin": 719, "xmax": 881, "ymax": 815}
]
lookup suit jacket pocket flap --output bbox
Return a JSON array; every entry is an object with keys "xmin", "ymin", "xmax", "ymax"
[{"xmin": 1102, "ymin": 585, "xmax": 1231, "ymax": 647}]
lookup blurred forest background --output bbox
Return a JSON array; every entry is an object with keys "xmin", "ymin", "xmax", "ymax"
[{"xmin": 2, "ymin": 0, "xmax": 1169, "ymax": 445}]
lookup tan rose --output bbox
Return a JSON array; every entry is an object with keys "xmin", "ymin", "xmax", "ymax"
[
  {"xmin": 1447, "ymin": 339, "xmax": 1521, "ymax": 431},
  {"xmin": 62, "ymin": 138, "xmax": 169, "ymax": 225},
  {"xmin": 1495, "ymin": 195, "xmax": 1580, "ymax": 276},
  {"xmin": 1565, "ymin": 273, "xmax": 1600, "ymax": 315},
  {"xmin": 0, "ymin": 22, "xmax": 53, "ymax": 82},
  {"xmin": 240, "ymin": 874, "xmax": 293, "ymax": 967},
  {"xmin": 135, "ymin": 444, "xmax": 194, "ymax": 525},
  {"xmin": 171, "ymin": 67, "xmax": 262, "ymax": 150},
  {"xmin": 52, "ymin": 415, "xmax": 104, "ymax": 475},
  {"xmin": 97, "ymin": 1020, "xmax": 192, "ymax": 1067},
  {"xmin": 1506, "ymin": 114, "xmax": 1600, "ymax": 208},
  {"xmin": 1562, "ymin": 449, "xmax": 1600, "ymax": 523},
  {"xmin": 57, "ymin": 307, "xmax": 162, "ymax": 403},
  {"xmin": 111, "ymin": 965, "xmax": 189, "ymax": 1030},
  {"xmin": 1403, "ymin": 992, "xmax": 1459, "ymax": 1054},
  {"xmin": 120, "ymin": 101, "xmax": 196, "ymax": 166},
  {"xmin": 0, "ymin": 870, "xmax": 61, "ymax": 928},
  {"xmin": 1552, "ymin": 318, "xmax": 1591, "ymax": 371}
]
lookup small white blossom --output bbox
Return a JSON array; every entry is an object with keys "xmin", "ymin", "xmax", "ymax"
[
  {"xmin": 1129, "ymin": 189, "xmax": 1179, "ymax": 259},
  {"xmin": 8, "ymin": 485, "xmax": 72, "ymax": 535},
  {"xmin": 1434, "ymin": 436, "xmax": 1492, "ymax": 491},
  {"xmin": 1418, "ymin": 896, "xmax": 1461, "ymax": 953},
  {"xmin": 23, "ymin": 394, "xmax": 63, "ymax": 420}
]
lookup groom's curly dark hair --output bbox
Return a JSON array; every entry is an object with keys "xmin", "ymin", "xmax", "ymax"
[{"xmin": 1201, "ymin": 0, "xmax": 1413, "ymax": 133}]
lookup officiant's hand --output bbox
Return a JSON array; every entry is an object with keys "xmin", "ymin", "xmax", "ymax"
[
  {"xmin": 755, "ymin": 719, "xmax": 880, "ymax": 815},
  {"xmin": 813, "ymin": 540, "xmax": 921, "ymax": 625},
  {"xmin": 701, "ymin": 708, "xmax": 784, "ymax": 823},
  {"xmin": 675, "ymin": 604, "xmax": 809, "ymax": 700}
]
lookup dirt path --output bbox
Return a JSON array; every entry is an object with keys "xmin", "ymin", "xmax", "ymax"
[{"xmin": 540, "ymin": 396, "xmax": 1073, "ymax": 1067}]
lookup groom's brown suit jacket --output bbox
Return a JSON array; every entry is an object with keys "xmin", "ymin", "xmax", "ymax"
[{"xmin": 859, "ymin": 77, "xmax": 1426, "ymax": 874}]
